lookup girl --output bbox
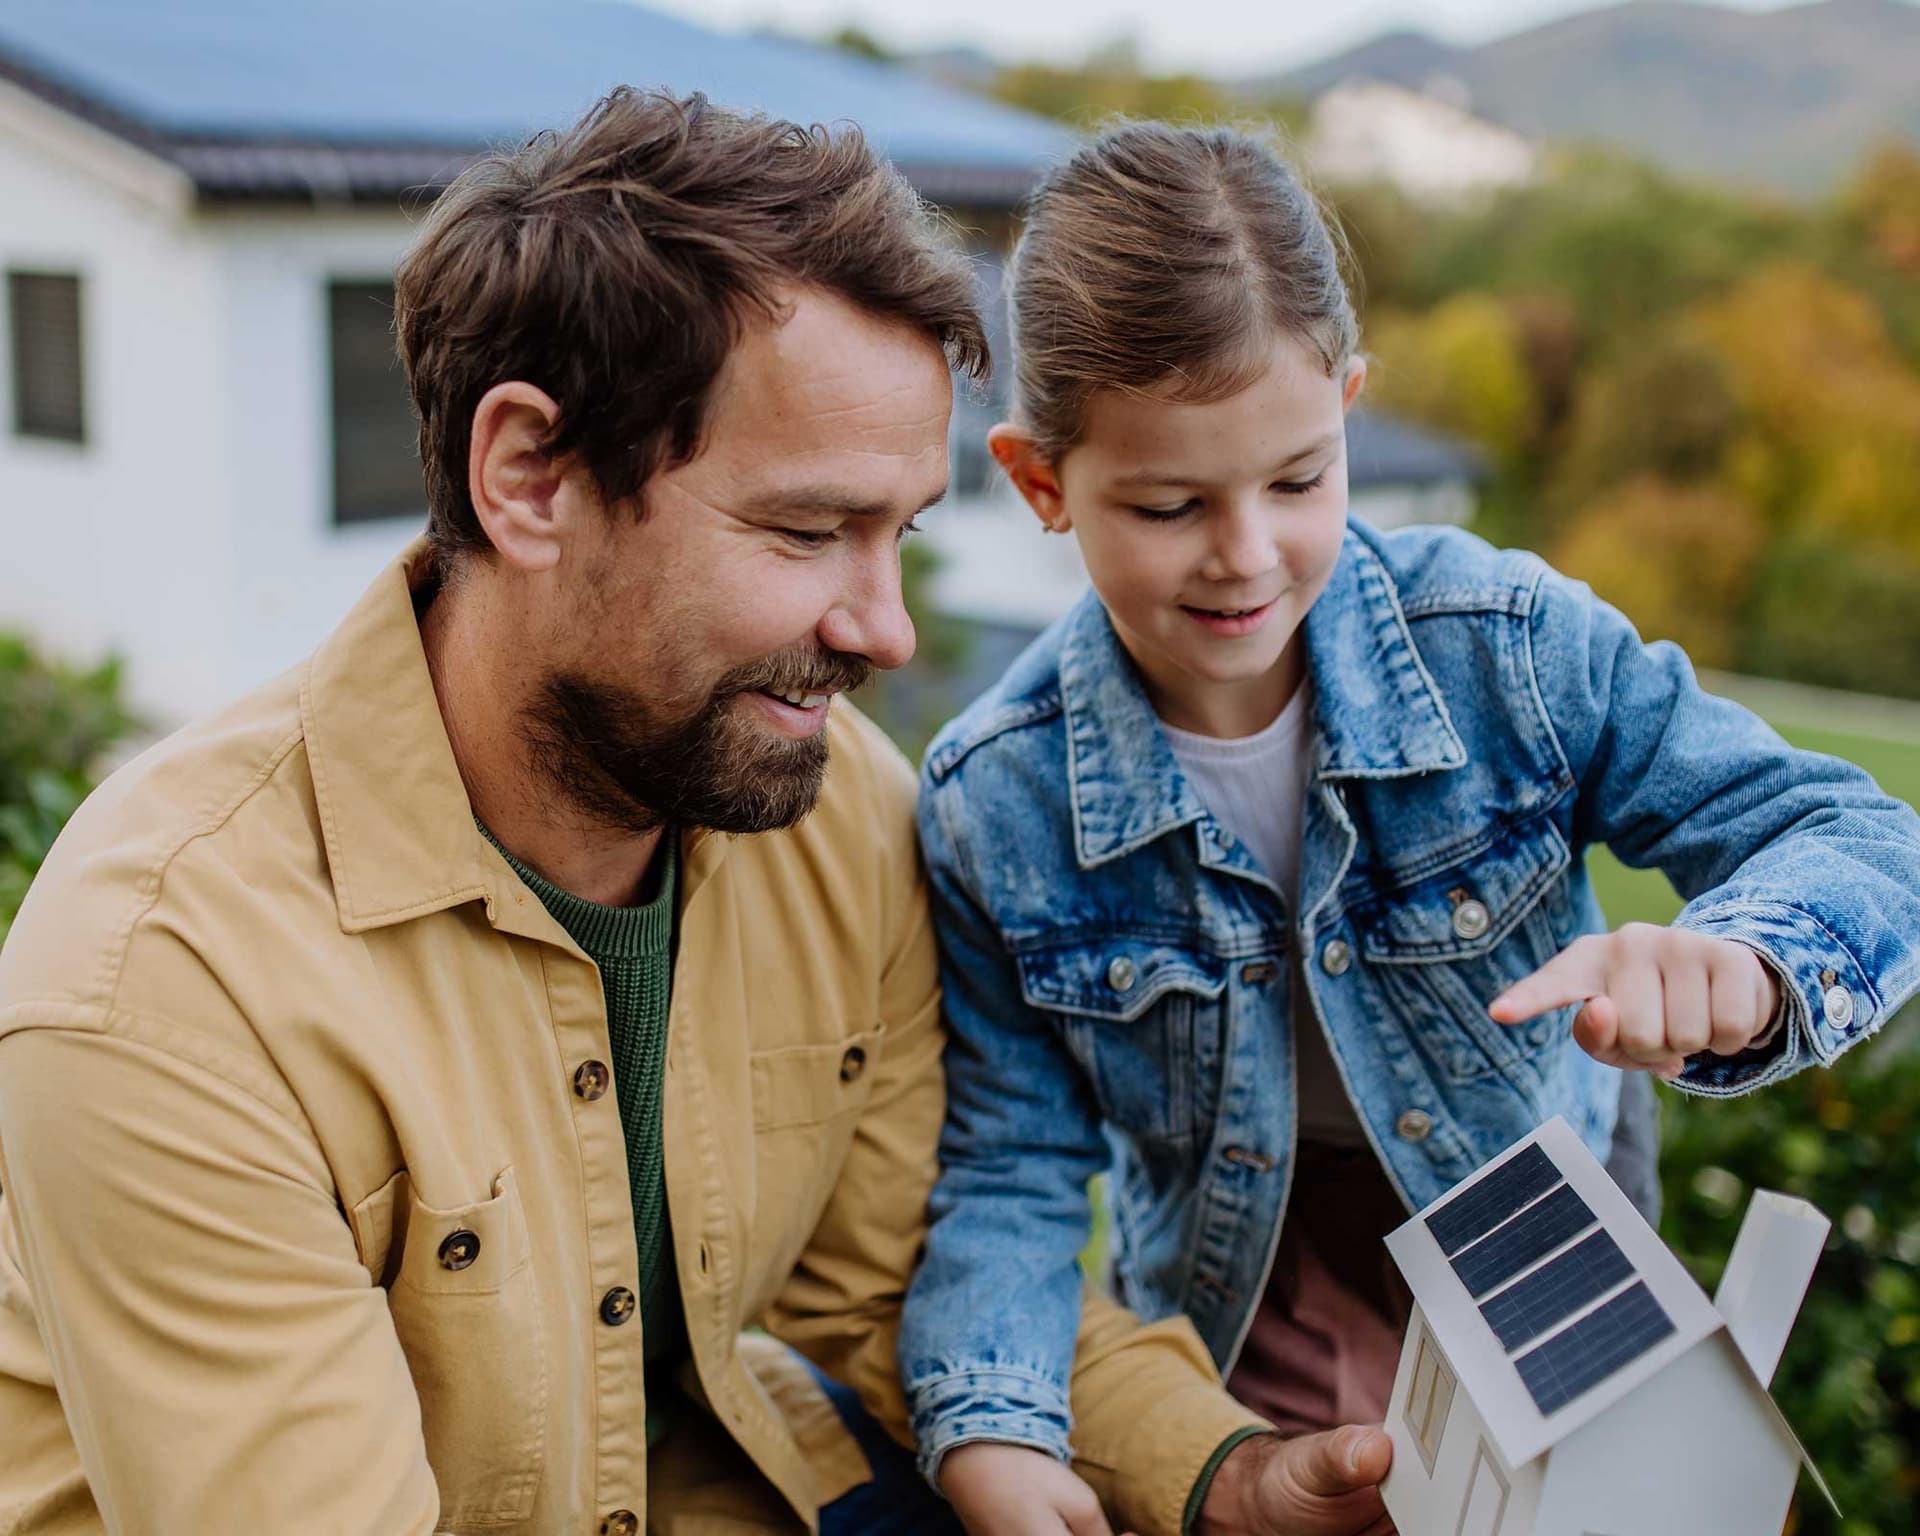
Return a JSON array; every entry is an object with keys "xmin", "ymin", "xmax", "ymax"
[{"xmin": 898, "ymin": 122, "xmax": 1920, "ymax": 1536}]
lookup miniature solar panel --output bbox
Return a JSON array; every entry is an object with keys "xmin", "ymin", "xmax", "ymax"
[
  {"xmin": 1450, "ymin": 1183, "xmax": 1597, "ymax": 1298},
  {"xmin": 1512, "ymin": 1280, "xmax": 1676, "ymax": 1415},
  {"xmin": 1478, "ymin": 1228, "xmax": 1635, "ymax": 1352},
  {"xmin": 1424, "ymin": 1143, "xmax": 1560, "ymax": 1256}
]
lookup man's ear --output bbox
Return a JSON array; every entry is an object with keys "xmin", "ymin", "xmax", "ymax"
[
  {"xmin": 469, "ymin": 382, "xmax": 577, "ymax": 573},
  {"xmin": 987, "ymin": 423, "xmax": 1073, "ymax": 534},
  {"xmin": 1341, "ymin": 355, "xmax": 1368, "ymax": 413}
]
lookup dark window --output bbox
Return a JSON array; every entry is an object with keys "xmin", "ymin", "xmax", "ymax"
[
  {"xmin": 9, "ymin": 271, "xmax": 85, "ymax": 443},
  {"xmin": 328, "ymin": 280, "xmax": 421, "ymax": 525}
]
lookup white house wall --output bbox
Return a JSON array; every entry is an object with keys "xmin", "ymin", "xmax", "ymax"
[
  {"xmin": 0, "ymin": 83, "xmax": 231, "ymax": 720},
  {"xmin": 209, "ymin": 206, "xmax": 421, "ymax": 725},
  {"xmin": 1532, "ymin": 1334, "xmax": 1800, "ymax": 1536},
  {"xmin": 1382, "ymin": 1304, "xmax": 1543, "ymax": 1536}
]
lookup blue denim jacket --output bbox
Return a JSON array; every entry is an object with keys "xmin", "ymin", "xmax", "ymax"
[{"xmin": 899, "ymin": 521, "xmax": 1920, "ymax": 1477}]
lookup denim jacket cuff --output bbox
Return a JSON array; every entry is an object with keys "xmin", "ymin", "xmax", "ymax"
[
  {"xmin": 1670, "ymin": 899, "xmax": 1880, "ymax": 1095},
  {"xmin": 909, "ymin": 1365, "xmax": 1074, "ymax": 1489}
]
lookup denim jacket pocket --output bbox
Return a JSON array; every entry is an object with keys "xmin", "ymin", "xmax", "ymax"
[
  {"xmin": 1354, "ymin": 823, "xmax": 1577, "ymax": 1085},
  {"xmin": 1014, "ymin": 934, "xmax": 1226, "ymax": 1145}
]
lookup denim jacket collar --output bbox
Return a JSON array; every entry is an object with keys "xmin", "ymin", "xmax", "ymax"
[{"xmin": 1058, "ymin": 525, "xmax": 1467, "ymax": 870}]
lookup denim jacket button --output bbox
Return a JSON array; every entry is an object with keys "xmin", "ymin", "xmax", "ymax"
[
  {"xmin": 1320, "ymin": 939, "xmax": 1353, "ymax": 977},
  {"xmin": 1106, "ymin": 955, "xmax": 1137, "ymax": 992},
  {"xmin": 1450, "ymin": 898, "xmax": 1492, "ymax": 941},
  {"xmin": 1395, "ymin": 1108, "xmax": 1434, "ymax": 1142},
  {"xmin": 1824, "ymin": 985, "xmax": 1855, "ymax": 1030}
]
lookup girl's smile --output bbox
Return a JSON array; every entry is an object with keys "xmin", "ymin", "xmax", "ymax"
[{"xmin": 1180, "ymin": 597, "xmax": 1280, "ymax": 637}]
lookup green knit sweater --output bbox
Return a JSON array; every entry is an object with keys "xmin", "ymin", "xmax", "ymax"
[{"xmin": 482, "ymin": 824, "xmax": 684, "ymax": 1444}]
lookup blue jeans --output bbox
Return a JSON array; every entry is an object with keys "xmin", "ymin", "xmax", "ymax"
[{"xmin": 813, "ymin": 1363, "xmax": 966, "ymax": 1536}]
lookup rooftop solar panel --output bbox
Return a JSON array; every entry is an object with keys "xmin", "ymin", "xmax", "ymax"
[
  {"xmin": 1479, "ymin": 1228, "xmax": 1635, "ymax": 1353},
  {"xmin": 1450, "ymin": 1182, "xmax": 1597, "ymax": 1299},
  {"xmin": 1424, "ymin": 1143, "xmax": 1561, "ymax": 1256},
  {"xmin": 1512, "ymin": 1280, "xmax": 1676, "ymax": 1415}
]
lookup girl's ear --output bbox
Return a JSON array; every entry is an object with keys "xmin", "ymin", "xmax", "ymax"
[
  {"xmin": 988, "ymin": 423, "xmax": 1073, "ymax": 534},
  {"xmin": 1341, "ymin": 355, "xmax": 1369, "ymax": 413}
]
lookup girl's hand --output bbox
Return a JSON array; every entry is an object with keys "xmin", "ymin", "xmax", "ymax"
[
  {"xmin": 939, "ymin": 1442, "xmax": 1134, "ymax": 1536},
  {"xmin": 1488, "ymin": 924, "xmax": 1780, "ymax": 1078}
]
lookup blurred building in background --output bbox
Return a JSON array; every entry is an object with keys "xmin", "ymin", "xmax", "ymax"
[
  {"xmin": 0, "ymin": 0, "xmax": 1074, "ymax": 722},
  {"xmin": 1305, "ymin": 78, "xmax": 1539, "ymax": 208}
]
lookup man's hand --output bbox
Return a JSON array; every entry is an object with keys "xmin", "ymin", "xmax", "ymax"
[
  {"xmin": 940, "ymin": 1442, "xmax": 1135, "ymax": 1536},
  {"xmin": 1196, "ymin": 1426, "xmax": 1393, "ymax": 1536},
  {"xmin": 1489, "ymin": 924, "xmax": 1780, "ymax": 1077}
]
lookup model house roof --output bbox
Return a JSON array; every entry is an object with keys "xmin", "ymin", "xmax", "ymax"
[
  {"xmin": 0, "ymin": 0, "xmax": 1075, "ymax": 203},
  {"xmin": 1385, "ymin": 1117, "xmax": 1826, "ymax": 1494}
]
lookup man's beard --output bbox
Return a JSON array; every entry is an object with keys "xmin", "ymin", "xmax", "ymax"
[{"xmin": 522, "ymin": 646, "xmax": 873, "ymax": 836}]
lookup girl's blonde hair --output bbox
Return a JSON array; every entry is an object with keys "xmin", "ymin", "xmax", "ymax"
[{"xmin": 1007, "ymin": 121, "xmax": 1358, "ymax": 456}]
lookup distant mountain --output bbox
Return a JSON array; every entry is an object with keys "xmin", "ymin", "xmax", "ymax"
[{"xmin": 1245, "ymin": 0, "xmax": 1920, "ymax": 196}]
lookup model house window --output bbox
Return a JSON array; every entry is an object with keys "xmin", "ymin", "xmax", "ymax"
[
  {"xmin": 1454, "ymin": 1441, "xmax": 1510, "ymax": 1536},
  {"xmin": 9, "ymin": 270, "xmax": 85, "ymax": 443},
  {"xmin": 1405, "ymin": 1323, "xmax": 1458, "ymax": 1474},
  {"xmin": 328, "ymin": 280, "xmax": 422, "ymax": 525}
]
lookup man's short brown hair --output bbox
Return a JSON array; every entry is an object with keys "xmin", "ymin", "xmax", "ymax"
[{"xmin": 395, "ymin": 87, "xmax": 990, "ymax": 556}]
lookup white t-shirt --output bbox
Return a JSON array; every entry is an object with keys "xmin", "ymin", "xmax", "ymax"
[{"xmin": 1163, "ymin": 683, "xmax": 1368, "ymax": 1148}]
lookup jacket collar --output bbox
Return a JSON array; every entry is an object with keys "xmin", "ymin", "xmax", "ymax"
[
  {"xmin": 300, "ymin": 539, "xmax": 726, "ymax": 938},
  {"xmin": 1058, "ymin": 525, "xmax": 1466, "ymax": 870}
]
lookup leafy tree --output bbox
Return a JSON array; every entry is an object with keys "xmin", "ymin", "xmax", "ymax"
[
  {"xmin": 1364, "ymin": 294, "xmax": 1538, "ymax": 473},
  {"xmin": 1547, "ymin": 333, "xmax": 1742, "ymax": 526},
  {"xmin": 1693, "ymin": 264, "xmax": 1920, "ymax": 561},
  {"xmin": 1552, "ymin": 476, "xmax": 1767, "ymax": 670},
  {"xmin": 824, "ymin": 26, "xmax": 891, "ymax": 63},
  {"xmin": 1744, "ymin": 534, "xmax": 1920, "ymax": 702},
  {"xmin": 0, "ymin": 636, "xmax": 137, "ymax": 944}
]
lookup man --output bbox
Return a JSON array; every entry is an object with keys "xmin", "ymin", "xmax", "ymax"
[{"xmin": 0, "ymin": 89, "xmax": 1392, "ymax": 1534}]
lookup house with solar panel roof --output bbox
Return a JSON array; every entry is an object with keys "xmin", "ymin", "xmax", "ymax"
[{"xmin": 1380, "ymin": 1116, "xmax": 1834, "ymax": 1536}]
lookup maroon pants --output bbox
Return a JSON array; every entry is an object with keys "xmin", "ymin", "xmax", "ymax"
[{"xmin": 1224, "ymin": 1142, "xmax": 1413, "ymax": 1436}]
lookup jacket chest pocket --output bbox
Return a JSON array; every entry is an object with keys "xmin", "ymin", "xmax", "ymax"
[
  {"xmin": 367, "ymin": 1165, "xmax": 548, "ymax": 1529},
  {"xmin": 743, "ymin": 1026, "xmax": 886, "ymax": 1300},
  {"xmin": 1015, "ymin": 937, "xmax": 1226, "ymax": 1145},
  {"xmin": 1352, "ymin": 825, "xmax": 1577, "ymax": 1085}
]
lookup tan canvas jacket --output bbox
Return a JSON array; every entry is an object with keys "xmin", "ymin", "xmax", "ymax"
[{"xmin": 0, "ymin": 545, "xmax": 1266, "ymax": 1536}]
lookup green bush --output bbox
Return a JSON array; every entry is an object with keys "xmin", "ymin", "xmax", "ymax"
[
  {"xmin": 0, "ymin": 635, "xmax": 137, "ymax": 944},
  {"xmin": 1659, "ymin": 1025, "xmax": 1920, "ymax": 1534},
  {"xmin": 1744, "ymin": 535, "xmax": 1920, "ymax": 703}
]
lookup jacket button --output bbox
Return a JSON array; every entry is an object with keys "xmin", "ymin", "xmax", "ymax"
[
  {"xmin": 1396, "ymin": 1108, "xmax": 1434, "ymax": 1142},
  {"xmin": 1106, "ymin": 955, "xmax": 1137, "ymax": 992},
  {"xmin": 601, "ymin": 1512, "xmax": 638, "ymax": 1536},
  {"xmin": 437, "ymin": 1229, "xmax": 480, "ymax": 1271},
  {"xmin": 839, "ymin": 1045, "xmax": 867, "ymax": 1083},
  {"xmin": 1451, "ymin": 898, "xmax": 1492, "ymax": 941},
  {"xmin": 573, "ymin": 1060, "xmax": 611, "ymax": 1101},
  {"xmin": 1824, "ymin": 986, "xmax": 1855, "ymax": 1030},
  {"xmin": 599, "ymin": 1286, "xmax": 637, "ymax": 1326},
  {"xmin": 1320, "ymin": 939, "xmax": 1352, "ymax": 977}
]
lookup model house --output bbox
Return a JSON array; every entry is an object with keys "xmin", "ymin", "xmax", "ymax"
[{"xmin": 1381, "ymin": 1116, "xmax": 1834, "ymax": 1536}]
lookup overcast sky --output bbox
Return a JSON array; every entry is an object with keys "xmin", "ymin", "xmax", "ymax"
[{"xmin": 644, "ymin": 0, "xmax": 1838, "ymax": 76}]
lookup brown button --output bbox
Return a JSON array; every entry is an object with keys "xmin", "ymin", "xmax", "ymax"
[
  {"xmin": 601, "ymin": 1512, "xmax": 638, "ymax": 1536},
  {"xmin": 599, "ymin": 1286, "xmax": 637, "ymax": 1326},
  {"xmin": 437, "ymin": 1229, "xmax": 480, "ymax": 1271},
  {"xmin": 839, "ymin": 1046, "xmax": 867, "ymax": 1084},
  {"xmin": 573, "ymin": 1060, "xmax": 611, "ymax": 1101}
]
